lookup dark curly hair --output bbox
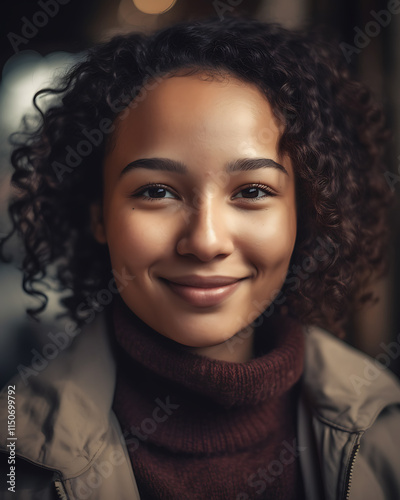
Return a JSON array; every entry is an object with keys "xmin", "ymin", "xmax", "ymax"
[{"xmin": 0, "ymin": 15, "xmax": 392, "ymax": 336}]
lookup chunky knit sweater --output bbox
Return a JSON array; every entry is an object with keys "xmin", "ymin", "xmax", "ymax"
[{"xmin": 112, "ymin": 296, "xmax": 306, "ymax": 500}]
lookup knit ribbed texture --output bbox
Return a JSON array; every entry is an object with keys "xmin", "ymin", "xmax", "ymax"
[{"xmin": 112, "ymin": 295, "xmax": 306, "ymax": 499}]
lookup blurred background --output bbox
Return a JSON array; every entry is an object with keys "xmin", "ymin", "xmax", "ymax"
[{"xmin": 1, "ymin": 0, "xmax": 399, "ymax": 385}]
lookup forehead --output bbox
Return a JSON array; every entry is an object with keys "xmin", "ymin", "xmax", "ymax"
[
  {"xmin": 109, "ymin": 72, "xmax": 283, "ymax": 152},
  {"xmin": 135, "ymin": 72, "xmax": 268, "ymax": 118}
]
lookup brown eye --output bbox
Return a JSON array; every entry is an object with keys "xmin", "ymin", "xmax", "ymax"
[
  {"xmin": 233, "ymin": 184, "xmax": 276, "ymax": 201},
  {"xmin": 241, "ymin": 187, "xmax": 260, "ymax": 198},
  {"xmin": 132, "ymin": 183, "xmax": 178, "ymax": 200},
  {"xmin": 147, "ymin": 187, "xmax": 168, "ymax": 198}
]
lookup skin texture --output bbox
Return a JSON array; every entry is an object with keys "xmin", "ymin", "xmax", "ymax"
[{"xmin": 91, "ymin": 72, "xmax": 297, "ymax": 362}]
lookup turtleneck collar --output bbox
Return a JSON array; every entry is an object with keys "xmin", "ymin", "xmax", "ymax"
[
  {"xmin": 112, "ymin": 295, "xmax": 304, "ymax": 408},
  {"xmin": 112, "ymin": 295, "xmax": 305, "ymax": 455}
]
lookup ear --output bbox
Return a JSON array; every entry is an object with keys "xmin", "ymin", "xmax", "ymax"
[{"xmin": 90, "ymin": 202, "xmax": 107, "ymax": 244}]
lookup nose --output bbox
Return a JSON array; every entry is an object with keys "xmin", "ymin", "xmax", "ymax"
[{"xmin": 176, "ymin": 192, "xmax": 235, "ymax": 262}]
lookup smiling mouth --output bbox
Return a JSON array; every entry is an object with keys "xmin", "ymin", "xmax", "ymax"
[{"xmin": 159, "ymin": 277, "xmax": 247, "ymax": 307}]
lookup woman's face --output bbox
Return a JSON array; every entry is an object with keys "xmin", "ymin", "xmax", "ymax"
[{"xmin": 93, "ymin": 72, "xmax": 297, "ymax": 361}]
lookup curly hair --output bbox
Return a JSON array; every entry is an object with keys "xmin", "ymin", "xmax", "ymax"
[{"xmin": 0, "ymin": 15, "xmax": 392, "ymax": 335}]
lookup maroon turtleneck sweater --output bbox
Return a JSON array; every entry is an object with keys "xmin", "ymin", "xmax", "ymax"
[{"xmin": 112, "ymin": 296, "xmax": 306, "ymax": 500}]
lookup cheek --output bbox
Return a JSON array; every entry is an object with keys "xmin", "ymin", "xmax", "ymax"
[
  {"xmin": 105, "ymin": 206, "xmax": 178, "ymax": 270},
  {"xmin": 242, "ymin": 207, "xmax": 296, "ymax": 272}
]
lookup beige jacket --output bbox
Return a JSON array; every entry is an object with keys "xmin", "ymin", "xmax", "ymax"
[{"xmin": 1, "ymin": 315, "xmax": 400, "ymax": 500}]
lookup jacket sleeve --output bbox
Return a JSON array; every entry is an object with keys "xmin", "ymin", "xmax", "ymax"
[{"xmin": 350, "ymin": 404, "xmax": 400, "ymax": 500}]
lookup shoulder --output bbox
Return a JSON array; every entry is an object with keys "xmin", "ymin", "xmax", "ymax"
[
  {"xmin": 0, "ymin": 312, "xmax": 115, "ymax": 476},
  {"xmin": 300, "ymin": 326, "xmax": 400, "ymax": 499},
  {"xmin": 301, "ymin": 324, "xmax": 400, "ymax": 431}
]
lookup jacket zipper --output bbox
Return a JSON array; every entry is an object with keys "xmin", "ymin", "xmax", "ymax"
[
  {"xmin": 54, "ymin": 479, "xmax": 69, "ymax": 500},
  {"xmin": 344, "ymin": 441, "xmax": 360, "ymax": 500},
  {"xmin": 0, "ymin": 449, "xmax": 69, "ymax": 499}
]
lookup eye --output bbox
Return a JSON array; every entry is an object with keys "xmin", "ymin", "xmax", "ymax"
[
  {"xmin": 232, "ymin": 184, "xmax": 276, "ymax": 201},
  {"xmin": 131, "ymin": 183, "xmax": 178, "ymax": 200}
]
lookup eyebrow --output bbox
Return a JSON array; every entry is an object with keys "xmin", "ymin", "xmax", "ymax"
[{"xmin": 119, "ymin": 157, "xmax": 289, "ymax": 177}]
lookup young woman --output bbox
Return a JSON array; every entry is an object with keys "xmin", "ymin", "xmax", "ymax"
[{"xmin": 1, "ymin": 15, "xmax": 400, "ymax": 500}]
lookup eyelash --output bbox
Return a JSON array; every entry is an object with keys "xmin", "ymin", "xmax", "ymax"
[{"xmin": 131, "ymin": 182, "xmax": 277, "ymax": 202}]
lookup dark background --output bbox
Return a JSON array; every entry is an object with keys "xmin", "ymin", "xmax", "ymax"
[{"xmin": 1, "ymin": 0, "xmax": 399, "ymax": 384}]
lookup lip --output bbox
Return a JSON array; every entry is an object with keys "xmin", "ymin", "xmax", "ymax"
[
  {"xmin": 160, "ymin": 275, "xmax": 247, "ymax": 307},
  {"xmin": 163, "ymin": 275, "xmax": 245, "ymax": 287}
]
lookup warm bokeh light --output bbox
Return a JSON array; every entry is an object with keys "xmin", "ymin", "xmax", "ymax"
[{"xmin": 132, "ymin": 0, "xmax": 177, "ymax": 15}]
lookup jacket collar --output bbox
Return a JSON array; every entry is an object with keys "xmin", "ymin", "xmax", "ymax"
[{"xmin": 302, "ymin": 325, "xmax": 400, "ymax": 431}]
